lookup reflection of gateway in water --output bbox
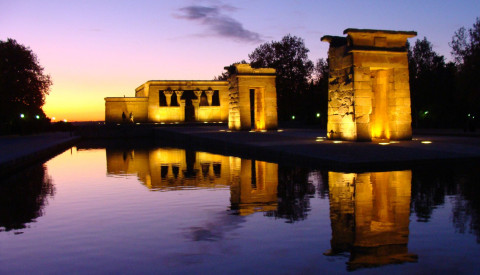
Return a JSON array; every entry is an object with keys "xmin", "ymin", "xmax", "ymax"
[
  {"xmin": 106, "ymin": 148, "xmax": 278, "ymax": 216},
  {"xmin": 325, "ymin": 171, "xmax": 417, "ymax": 270}
]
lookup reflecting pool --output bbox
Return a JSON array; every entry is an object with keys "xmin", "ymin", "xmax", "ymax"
[{"xmin": 1, "ymin": 145, "xmax": 479, "ymax": 274}]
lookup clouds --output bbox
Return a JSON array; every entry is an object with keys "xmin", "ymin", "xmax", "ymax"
[{"xmin": 176, "ymin": 5, "xmax": 263, "ymax": 43}]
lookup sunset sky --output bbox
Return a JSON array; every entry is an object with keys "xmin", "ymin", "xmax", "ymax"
[{"xmin": 2, "ymin": 0, "xmax": 479, "ymax": 121}]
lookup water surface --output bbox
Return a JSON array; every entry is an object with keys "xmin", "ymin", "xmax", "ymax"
[{"xmin": 1, "ymin": 145, "xmax": 479, "ymax": 274}]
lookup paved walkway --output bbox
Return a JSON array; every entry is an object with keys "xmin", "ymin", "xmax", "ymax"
[
  {"xmin": 0, "ymin": 132, "xmax": 79, "ymax": 176},
  {"xmin": 1, "ymin": 126, "xmax": 479, "ymax": 173},
  {"xmin": 154, "ymin": 126, "xmax": 480, "ymax": 171}
]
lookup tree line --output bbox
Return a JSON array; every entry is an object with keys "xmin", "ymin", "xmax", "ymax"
[
  {"xmin": 1, "ymin": 18, "xmax": 479, "ymax": 134},
  {"xmin": 218, "ymin": 17, "xmax": 480, "ymax": 129}
]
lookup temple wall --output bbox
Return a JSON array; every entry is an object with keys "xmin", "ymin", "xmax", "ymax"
[
  {"xmin": 105, "ymin": 67, "xmax": 276, "ymax": 127},
  {"xmin": 228, "ymin": 64, "xmax": 278, "ymax": 131},
  {"xmin": 327, "ymin": 44, "xmax": 356, "ymax": 140},
  {"xmin": 322, "ymin": 29, "xmax": 416, "ymax": 141},
  {"xmin": 353, "ymin": 52, "xmax": 412, "ymax": 140},
  {"xmin": 104, "ymin": 97, "xmax": 148, "ymax": 123},
  {"xmin": 198, "ymin": 106, "xmax": 222, "ymax": 122}
]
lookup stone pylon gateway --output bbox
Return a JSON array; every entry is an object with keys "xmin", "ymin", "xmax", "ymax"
[{"xmin": 322, "ymin": 29, "xmax": 417, "ymax": 141}]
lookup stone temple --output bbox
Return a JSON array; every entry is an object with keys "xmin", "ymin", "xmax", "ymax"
[
  {"xmin": 105, "ymin": 64, "xmax": 278, "ymax": 131},
  {"xmin": 106, "ymin": 28, "xmax": 416, "ymax": 139},
  {"xmin": 322, "ymin": 29, "xmax": 416, "ymax": 141}
]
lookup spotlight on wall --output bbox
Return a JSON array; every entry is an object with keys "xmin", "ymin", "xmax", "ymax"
[
  {"xmin": 316, "ymin": 113, "xmax": 321, "ymax": 118},
  {"xmin": 20, "ymin": 113, "xmax": 25, "ymax": 118}
]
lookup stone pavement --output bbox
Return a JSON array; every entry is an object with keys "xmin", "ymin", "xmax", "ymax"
[
  {"xmin": 154, "ymin": 126, "xmax": 480, "ymax": 171},
  {"xmin": 0, "ymin": 132, "xmax": 79, "ymax": 176},
  {"xmin": 1, "ymin": 126, "xmax": 479, "ymax": 174}
]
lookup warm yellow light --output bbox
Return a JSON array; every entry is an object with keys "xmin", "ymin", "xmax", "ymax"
[
  {"xmin": 227, "ymin": 130, "xmax": 232, "ymax": 132},
  {"xmin": 249, "ymin": 130, "xmax": 255, "ymax": 132},
  {"xmin": 161, "ymin": 122, "xmax": 165, "ymax": 124},
  {"xmin": 379, "ymin": 142, "xmax": 390, "ymax": 145},
  {"xmin": 333, "ymin": 140, "xmax": 343, "ymax": 144},
  {"xmin": 63, "ymin": 119, "xmax": 68, "ymax": 122},
  {"xmin": 390, "ymin": 141, "xmax": 399, "ymax": 144},
  {"xmin": 277, "ymin": 129, "xmax": 284, "ymax": 132},
  {"xmin": 204, "ymin": 121, "xmax": 208, "ymax": 124},
  {"xmin": 52, "ymin": 117, "xmax": 56, "ymax": 121},
  {"xmin": 421, "ymin": 141, "xmax": 432, "ymax": 144},
  {"xmin": 260, "ymin": 130, "xmax": 267, "ymax": 132},
  {"xmin": 136, "ymin": 123, "xmax": 140, "ymax": 125},
  {"xmin": 219, "ymin": 129, "xmax": 226, "ymax": 132},
  {"xmin": 316, "ymin": 139, "xmax": 324, "ymax": 142}
]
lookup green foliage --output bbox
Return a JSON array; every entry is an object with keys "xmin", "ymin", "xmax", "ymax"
[{"xmin": 0, "ymin": 39, "xmax": 52, "ymax": 134}]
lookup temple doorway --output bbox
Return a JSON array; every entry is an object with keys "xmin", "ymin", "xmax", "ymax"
[
  {"xmin": 371, "ymin": 69, "xmax": 393, "ymax": 139},
  {"xmin": 181, "ymin": 91, "xmax": 196, "ymax": 122},
  {"xmin": 250, "ymin": 88, "xmax": 266, "ymax": 130}
]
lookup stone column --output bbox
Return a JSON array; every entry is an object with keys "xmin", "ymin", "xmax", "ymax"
[
  {"xmin": 176, "ymin": 90, "xmax": 185, "ymax": 121},
  {"xmin": 194, "ymin": 90, "xmax": 202, "ymax": 99},
  {"xmin": 193, "ymin": 90, "xmax": 202, "ymax": 120},
  {"xmin": 163, "ymin": 90, "xmax": 174, "ymax": 106},
  {"xmin": 205, "ymin": 89, "xmax": 214, "ymax": 106},
  {"xmin": 175, "ymin": 90, "xmax": 183, "ymax": 98}
]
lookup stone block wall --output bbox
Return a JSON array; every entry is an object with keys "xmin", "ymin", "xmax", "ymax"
[
  {"xmin": 228, "ymin": 64, "xmax": 278, "ymax": 131},
  {"xmin": 104, "ymin": 97, "xmax": 148, "ymax": 123},
  {"xmin": 105, "ymin": 67, "xmax": 277, "ymax": 128},
  {"xmin": 322, "ymin": 29, "xmax": 416, "ymax": 141}
]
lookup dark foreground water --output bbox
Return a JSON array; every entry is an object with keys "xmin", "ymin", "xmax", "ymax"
[{"xmin": 1, "ymin": 145, "xmax": 479, "ymax": 274}]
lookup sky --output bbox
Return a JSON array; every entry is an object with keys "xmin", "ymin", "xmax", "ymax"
[{"xmin": 1, "ymin": 0, "xmax": 479, "ymax": 121}]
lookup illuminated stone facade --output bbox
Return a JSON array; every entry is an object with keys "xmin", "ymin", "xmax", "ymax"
[
  {"xmin": 326, "ymin": 170, "xmax": 417, "ymax": 270},
  {"xmin": 322, "ymin": 29, "xmax": 416, "ymax": 141},
  {"xmin": 105, "ymin": 64, "xmax": 277, "ymax": 131},
  {"xmin": 227, "ymin": 64, "xmax": 278, "ymax": 131}
]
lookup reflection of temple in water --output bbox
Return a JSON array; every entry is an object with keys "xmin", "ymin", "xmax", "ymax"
[
  {"xmin": 326, "ymin": 170, "xmax": 417, "ymax": 270},
  {"xmin": 106, "ymin": 148, "xmax": 278, "ymax": 216}
]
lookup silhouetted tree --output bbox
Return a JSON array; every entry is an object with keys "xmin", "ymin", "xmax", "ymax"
[
  {"xmin": 408, "ymin": 38, "xmax": 456, "ymax": 128},
  {"xmin": 0, "ymin": 39, "xmax": 52, "ymax": 134},
  {"xmin": 450, "ymin": 17, "xmax": 480, "ymax": 130},
  {"xmin": 249, "ymin": 35, "xmax": 314, "ymax": 121},
  {"xmin": 304, "ymin": 58, "xmax": 329, "ymax": 125}
]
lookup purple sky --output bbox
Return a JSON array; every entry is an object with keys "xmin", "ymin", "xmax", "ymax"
[{"xmin": 2, "ymin": 0, "xmax": 479, "ymax": 121}]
